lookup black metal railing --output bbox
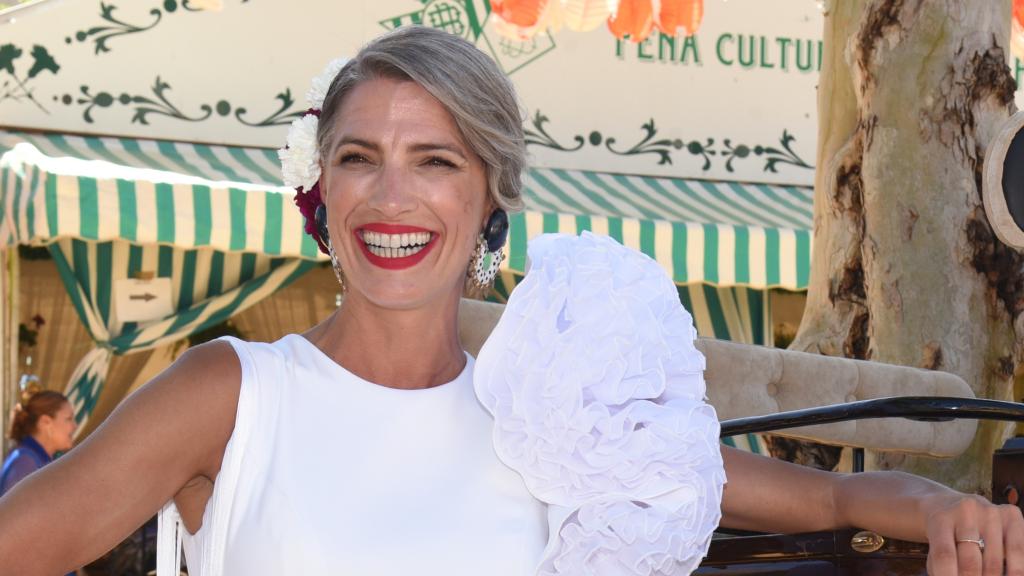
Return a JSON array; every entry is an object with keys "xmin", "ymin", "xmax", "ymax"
[{"xmin": 720, "ymin": 396, "xmax": 1024, "ymax": 438}]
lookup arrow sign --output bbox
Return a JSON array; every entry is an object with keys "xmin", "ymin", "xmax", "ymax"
[{"xmin": 115, "ymin": 278, "xmax": 173, "ymax": 322}]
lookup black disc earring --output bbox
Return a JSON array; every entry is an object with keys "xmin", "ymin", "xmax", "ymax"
[
  {"xmin": 484, "ymin": 209, "xmax": 509, "ymax": 252},
  {"xmin": 315, "ymin": 204, "xmax": 330, "ymax": 243}
]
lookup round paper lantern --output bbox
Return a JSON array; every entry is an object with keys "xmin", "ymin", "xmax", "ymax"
[
  {"xmin": 491, "ymin": 0, "xmax": 549, "ymax": 28},
  {"xmin": 607, "ymin": 0, "xmax": 654, "ymax": 42},
  {"xmin": 562, "ymin": 0, "xmax": 612, "ymax": 31},
  {"xmin": 1013, "ymin": 0, "xmax": 1024, "ymax": 60},
  {"xmin": 490, "ymin": 0, "xmax": 704, "ymax": 42},
  {"xmin": 655, "ymin": 0, "xmax": 703, "ymax": 37}
]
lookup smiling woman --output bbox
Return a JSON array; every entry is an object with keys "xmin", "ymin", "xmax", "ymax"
[
  {"xmin": 321, "ymin": 77, "xmax": 493, "ymax": 306},
  {"xmin": 0, "ymin": 25, "xmax": 1022, "ymax": 576}
]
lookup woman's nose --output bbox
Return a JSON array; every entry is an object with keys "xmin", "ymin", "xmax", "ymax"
[{"xmin": 366, "ymin": 164, "xmax": 417, "ymax": 217}]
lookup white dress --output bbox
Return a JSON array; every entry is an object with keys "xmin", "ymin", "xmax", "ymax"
[
  {"xmin": 160, "ymin": 232, "xmax": 725, "ymax": 576},
  {"xmin": 178, "ymin": 334, "xmax": 548, "ymax": 576}
]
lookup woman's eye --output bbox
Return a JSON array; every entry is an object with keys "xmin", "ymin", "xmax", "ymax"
[
  {"xmin": 339, "ymin": 153, "xmax": 368, "ymax": 165},
  {"xmin": 425, "ymin": 156, "xmax": 457, "ymax": 168}
]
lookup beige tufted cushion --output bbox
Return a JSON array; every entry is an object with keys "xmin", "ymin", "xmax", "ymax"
[
  {"xmin": 458, "ymin": 299, "xmax": 977, "ymax": 459},
  {"xmin": 699, "ymin": 339, "xmax": 976, "ymax": 458}
]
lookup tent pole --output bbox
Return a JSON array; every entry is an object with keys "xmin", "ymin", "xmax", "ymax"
[
  {"xmin": 0, "ymin": 249, "xmax": 5, "ymax": 460},
  {"xmin": 1, "ymin": 248, "xmax": 19, "ymax": 460}
]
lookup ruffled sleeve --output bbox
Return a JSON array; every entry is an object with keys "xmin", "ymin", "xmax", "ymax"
[{"xmin": 474, "ymin": 232, "xmax": 725, "ymax": 576}]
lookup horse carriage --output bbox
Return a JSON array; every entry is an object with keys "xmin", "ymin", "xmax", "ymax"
[{"xmin": 696, "ymin": 338, "xmax": 1024, "ymax": 575}]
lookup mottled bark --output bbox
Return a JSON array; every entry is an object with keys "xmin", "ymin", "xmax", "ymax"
[{"xmin": 787, "ymin": 0, "xmax": 1022, "ymax": 494}]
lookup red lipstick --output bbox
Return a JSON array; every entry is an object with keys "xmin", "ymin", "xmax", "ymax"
[{"xmin": 356, "ymin": 223, "xmax": 437, "ymax": 270}]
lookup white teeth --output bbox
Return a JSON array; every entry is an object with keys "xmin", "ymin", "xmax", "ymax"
[
  {"xmin": 360, "ymin": 229, "xmax": 432, "ymax": 256},
  {"xmin": 362, "ymin": 233, "xmax": 429, "ymax": 259}
]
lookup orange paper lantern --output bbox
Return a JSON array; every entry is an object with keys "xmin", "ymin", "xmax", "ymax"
[
  {"xmin": 490, "ymin": 0, "xmax": 565, "ymax": 39},
  {"xmin": 489, "ymin": 0, "xmax": 704, "ymax": 42},
  {"xmin": 1014, "ymin": 0, "xmax": 1024, "ymax": 60},
  {"xmin": 607, "ymin": 0, "xmax": 654, "ymax": 42},
  {"xmin": 562, "ymin": 0, "xmax": 612, "ymax": 31},
  {"xmin": 655, "ymin": 0, "xmax": 703, "ymax": 37},
  {"xmin": 491, "ymin": 0, "xmax": 550, "ymax": 28}
]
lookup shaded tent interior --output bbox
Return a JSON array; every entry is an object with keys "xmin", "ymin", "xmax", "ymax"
[
  {"xmin": 2, "ymin": 130, "xmax": 812, "ymax": 447},
  {"xmin": 19, "ymin": 254, "xmax": 342, "ymax": 439}
]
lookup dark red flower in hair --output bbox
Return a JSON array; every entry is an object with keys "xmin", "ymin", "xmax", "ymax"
[{"xmin": 294, "ymin": 182, "xmax": 329, "ymax": 254}]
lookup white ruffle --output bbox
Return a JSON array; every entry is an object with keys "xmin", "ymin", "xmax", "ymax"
[{"xmin": 475, "ymin": 232, "xmax": 725, "ymax": 576}]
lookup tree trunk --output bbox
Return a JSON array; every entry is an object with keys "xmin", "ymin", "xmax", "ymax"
[{"xmin": 789, "ymin": 0, "xmax": 1022, "ymax": 494}]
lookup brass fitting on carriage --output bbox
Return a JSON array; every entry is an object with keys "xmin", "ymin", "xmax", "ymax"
[{"xmin": 993, "ymin": 436, "xmax": 1024, "ymax": 509}]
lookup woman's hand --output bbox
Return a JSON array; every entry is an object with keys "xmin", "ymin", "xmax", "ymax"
[
  {"xmin": 719, "ymin": 447, "xmax": 1024, "ymax": 576},
  {"xmin": 925, "ymin": 493, "xmax": 1024, "ymax": 576}
]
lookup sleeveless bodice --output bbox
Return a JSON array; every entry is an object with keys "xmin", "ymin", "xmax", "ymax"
[{"xmin": 182, "ymin": 334, "xmax": 548, "ymax": 575}]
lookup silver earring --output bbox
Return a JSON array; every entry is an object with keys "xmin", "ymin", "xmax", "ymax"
[
  {"xmin": 469, "ymin": 234, "xmax": 504, "ymax": 289},
  {"xmin": 328, "ymin": 239, "xmax": 345, "ymax": 291}
]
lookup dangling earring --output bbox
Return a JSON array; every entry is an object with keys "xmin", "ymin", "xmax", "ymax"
[
  {"xmin": 316, "ymin": 204, "xmax": 345, "ymax": 290},
  {"xmin": 469, "ymin": 209, "xmax": 509, "ymax": 289}
]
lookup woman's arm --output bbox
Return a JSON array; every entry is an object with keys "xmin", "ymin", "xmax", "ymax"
[
  {"xmin": 720, "ymin": 445, "xmax": 1024, "ymax": 576},
  {"xmin": 0, "ymin": 341, "xmax": 240, "ymax": 576}
]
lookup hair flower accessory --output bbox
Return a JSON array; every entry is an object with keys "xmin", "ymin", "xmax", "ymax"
[
  {"xmin": 280, "ymin": 114, "xmax": 321, "ymax": 191},
  {"xmin": 475, "ymin": 232, "xmax": 726, "ymax": 575},
  {"xmin": 278, "ymin": 56, "xmax": 349, "ymax": 255},
  {"xmin": 306, "ymin": 57, "xmax": 348, "ymax": 109}
]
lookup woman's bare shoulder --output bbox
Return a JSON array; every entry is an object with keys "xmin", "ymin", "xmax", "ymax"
[
  {"xmin": 0, "ymin": 339, "xmax": 246, "ymax": 574},
  {"xmin": 138, "ymin": 339, "xmax": 243, "ymax": 475},
  {"xmin": 165, "ymin": 338, "xmax": 241, "ymax": 381}
]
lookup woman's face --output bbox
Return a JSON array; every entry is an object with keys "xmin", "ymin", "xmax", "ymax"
[
  {"xmin": 320, "ymin": 76, "xmax": 491, "ymax": 309},
  {"xmin": 40, "ymin": 402, "xmax": 76, "ymax": 454}
]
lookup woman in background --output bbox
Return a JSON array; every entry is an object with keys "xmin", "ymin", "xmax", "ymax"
[{"xmin": 1, "ymin": 389, "xmax": 77, "ymax": 496}]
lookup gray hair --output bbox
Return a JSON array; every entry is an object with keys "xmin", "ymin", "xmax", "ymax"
[{"xmin": 317, "ymin": 26, "xmax": 525, "ymax": 213}]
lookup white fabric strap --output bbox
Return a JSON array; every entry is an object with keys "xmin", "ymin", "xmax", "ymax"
[{"xmin": 157, "ymin": 501, "xmax": 184, "ymax": 576}]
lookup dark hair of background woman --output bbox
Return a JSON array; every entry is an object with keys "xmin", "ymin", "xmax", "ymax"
[{"xmin": 9, "ymin": 390, "xmax": 68, "ymax": 442}]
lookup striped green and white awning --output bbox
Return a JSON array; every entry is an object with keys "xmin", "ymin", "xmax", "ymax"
[
  {"xmin": 0, "ymin": 131, "xmax": 324, "ymax": 260},
  {"xmin": 0, "ymin": 130, "xmax": 813, "ymax": 289}
]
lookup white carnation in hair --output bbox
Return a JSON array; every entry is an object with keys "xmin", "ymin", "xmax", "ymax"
[
  {"xmin": 278, "ymin": 114, "xmax": 321, "ymax": 190},
  {"xmin": 306, "ymin": 57, "xmax": 349, "ymax": 109}
]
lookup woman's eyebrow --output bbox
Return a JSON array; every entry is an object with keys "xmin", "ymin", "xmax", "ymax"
[
  {"xmin": 408, "ymin": 142, "xmax": 467, "ymax": 160},
  {"xmin": 331, "ymin": 138, "xmax": 467, "ymax": 161},
  {"xmin": 332, "ymin": 136, "xmax": 377, "ymax": 155}
]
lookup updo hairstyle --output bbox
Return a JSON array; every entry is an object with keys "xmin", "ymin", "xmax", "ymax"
[
  {"xmin": 317, "ymin": 26, "xmax": 526, "ymax": 213},
  {"xmin": 9, "ymin": 390, "xmax": 69, "ymax": 443}
]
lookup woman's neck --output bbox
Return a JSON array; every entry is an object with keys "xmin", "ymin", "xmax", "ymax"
[{"xmin": 306, "ymin": 292, "xmax": 466, "ymax": 390}]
